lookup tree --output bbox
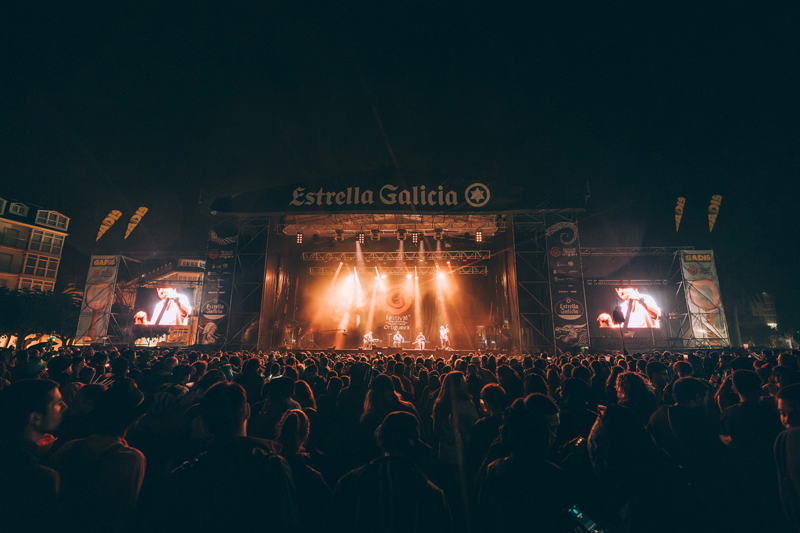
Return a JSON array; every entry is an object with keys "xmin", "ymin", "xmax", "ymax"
[{"xmin": 0, "ymin": 283, "xmax": 83, "ymax": 347}]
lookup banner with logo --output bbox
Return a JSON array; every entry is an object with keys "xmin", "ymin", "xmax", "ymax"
[
  {"xmin": 381, "ymin": 282, "xmax": 413, "ymax": 346},
  {"xmin": 680, "ymin": 250, "xmax": 730, "ymax": 346},
  {"xmin": 75, "ymin": 255, "xmax": 120, "ymax": 344},
  {"xmin": 96, "ymin": 210, "xmax": 122, "ymax": 241},
  {"xmin": 675, "ymin": 197, "xmax": 685, "ymax": 232},
  {"xmin": 210, "ymin": 168, "xmax": 581, "ymax": 215},
  {"xmin": 707, "ymin": 195, "xmax": 722, "ymax": 232},
  {"xmin": 546, "ymin": 222, "xmax": 589, "ymax": 349},
  {"xmin": 196, "ymin": 232, "xmax": 237, "ymax": 345}
]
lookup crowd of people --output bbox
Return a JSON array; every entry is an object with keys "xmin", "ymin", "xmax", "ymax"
[{"xmin": 1, "ymin": 344, "xmax": 799, "ymax": 533}]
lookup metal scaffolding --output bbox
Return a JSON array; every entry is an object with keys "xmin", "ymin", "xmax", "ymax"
[
  {"xmin": 276, "ymin": 213, "xmax": 505, "ymax": 237},
  {"xmin": 513, "ymin": 213, "xmax": 572, "ymax": 352},
  {"xmin": 581, "ymin": 246, "xmax": 694, "ymax": 256},
  {"xmin": 307, "ymin": 265, "xmax": 488, "ymax": 275},
  {"xmin": 301, "ymin": 250, "xmax": 491, "ymax": 262},
  {"xmin": 224, "ymin": 217, "xmax": 271, "ymax": 351}
]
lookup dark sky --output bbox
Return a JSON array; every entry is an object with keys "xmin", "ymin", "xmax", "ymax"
[{"xmin": 2, "ymin": 3, "xmax": 799, "ymax": 330}]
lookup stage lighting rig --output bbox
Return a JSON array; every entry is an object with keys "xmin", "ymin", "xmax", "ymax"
[
  {"xmin": 371, "ymin": 229, "xmax": 380, "ymax": 241},
  {"xmin": 396, "ymin": 229, "xmax": 406, "ymax": 241},
  {"xmin": 475, "ymin": 230, "xmax": 483, "ymax": 243},
  {"xmin": 296, "ymin": 232, "xmax": 303, "ymax": 244},
  {"xmin": 357, "ymin": 232, "xmax": 365, "ymax": 244},
  {"xmin": 411, "ymin": 231, "xmax": 420, "ymax": 244},
  {"xmin": 434, "ymin": 229, "xmax": 443, "ymax": 240},
  {"xmin": 335, "ymin": 230, "xmax": 344, "ymax": 242}
]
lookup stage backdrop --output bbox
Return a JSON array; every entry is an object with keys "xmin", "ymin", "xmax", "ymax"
[
  {"xmin": 297, "ymin": 271, "xmax": 493, "ymax": 351},
  {"xmin": 680, "ymin": 250, "xmax": 730, "ymax": 347},
  {"xmin": 75, "ymin": 255, "xmax": 119, "ymax": 344}
]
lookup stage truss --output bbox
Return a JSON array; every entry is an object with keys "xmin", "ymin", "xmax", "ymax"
[
  {"xmin": 512, "ymin": 213, "xmax": 567, "ymax": 353},
  {"xmin": 301, "ymin": 250, "xmax": 491, "ymax": 262},
  {"xmin": 277, "ymin": 213, "xmax": 505, "ymax": 238},
  {"xmin": 307, "ymin": 265, "xmax": 488, "ymax": 275}
]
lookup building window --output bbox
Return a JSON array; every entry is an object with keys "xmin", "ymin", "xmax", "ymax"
[
  {"xmin": 9, "ymin": 203, "xmax": 29, "ymax": 217},
  {"xmin": 24, "ymin": 254, "xmax": 59, "ymax": 278},
  {"xmin": 0, "ymin": 253, "xmax": 11, "ymax": 273},
  {"xmin": 30, "ymin": 230, "xmax": 64, "ymax": 255},
  {"xmin": 19, "ymin": 278, "xmax": 54, "ymax": 292},
  {"xmin": 35, "ymin": 210, "xmax": 69, "ymax": 231}
]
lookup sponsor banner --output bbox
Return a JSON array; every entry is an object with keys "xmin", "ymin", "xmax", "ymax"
[
  {"xmin": 196, "ymin": 233, "xmax": 237, "ymax": 345},
  {"xmin": 75, "ymin": 255, "xmax": 120, "ymax": 344},
  {"xmin": 546, "ymin": 222, "xmax": 589, "ymax": 349},
  {"xmin": 680, "ymin": 250, "xmax": 730, "ymax": 346},
  {"xmin": 210, "ymin": 169, "xmax": 576, "ymax": 214}
]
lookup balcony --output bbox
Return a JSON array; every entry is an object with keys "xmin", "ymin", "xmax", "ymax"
[{"xmin": 0, "ymin": 234, "xmax": 28, "ymax": 250}]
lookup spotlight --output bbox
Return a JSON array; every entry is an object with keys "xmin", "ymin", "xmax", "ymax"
[
  {"xmin": 335, "ymin": 230, "xmax": 344, "ymax": 242},
  {"xmin": 371, "ymin": 229, "xmax": 380, "ymax": 241},
  {"xmin": 296, "ymin": 232, "xmax": 303, "ymax": 244},
  {"xmin": 434, "ymin": 229, "xmax": 443, "ymax": 240},
  {"xmin": 357, "ymin": 232, "xmax": 365, "ymax": 244},
  {"xmin": 406, "ymin": 273, "xmax": 412, "ymax": 278},
  {"xmin": 475, "ymin": 230, "xmax": 483, "ymax": 243},
  {"xmin": 411, "ymin": 232, "xmax": 420, "ymax": 244},
  {"xmin": 396, "ymin": 229, "xmax": 406, "ymax": 241}
]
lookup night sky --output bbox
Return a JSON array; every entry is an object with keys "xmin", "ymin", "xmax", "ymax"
[{"xmin": 2, "ymin": 3, "xmax": 798, "ymax": 332}]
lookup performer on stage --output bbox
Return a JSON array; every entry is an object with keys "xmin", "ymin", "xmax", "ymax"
[
  {"xmin": 439, "ymin": 324, "xmax": 450, "ymax": 349},
  {"xmin": 363, "ymin": 331, "xmax": 374, "ymax": 350},
  {"xmin": 392, "ymin": 331, "xmax": 404, "ymax": 348},
  {"xmin": 414, "ymin": 332, "xmax": 426, "ymax": 350},
  {"xmin": 135, "ymin": 287, "xmax": 191, "ymax": 326}
]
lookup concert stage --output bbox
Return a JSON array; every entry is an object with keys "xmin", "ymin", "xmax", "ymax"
[
  {"xmin": 73, "ymin": 169, "xmax": 731, "ymax": 354},
  {"xmin": 201, "ymin": 169, "xmax": 728, "ymax": 352}
]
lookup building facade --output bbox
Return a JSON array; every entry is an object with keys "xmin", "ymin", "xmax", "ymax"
[{"xmin": 0, "ymin": 197, "xmax": 69, "ymax": 291}]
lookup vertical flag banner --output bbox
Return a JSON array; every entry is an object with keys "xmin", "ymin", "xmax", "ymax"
[
  {"xmin": 708, "ymin": 195, "xmax": 722, "ymax": 232},
  {"xmin": 96, "ymin": 210, "xmax": 122, "ymax": 241},
  {"xmin": 545, "ymin": 222, "xmax": 590, "ymax": 349},
  {"xmin": 124, "ymin": 207, "xmax": 149, "ymax": 239},
  {"xmin": 75, "ymin": 256, "xmax": 120, "ymax": 344},
  {"xmin": 196, "ymin": 231, "xmax": 237, "ymax": 345},
  {"xmin": 675, "ymin": 197, "xmax": 685, "ymax": 232},
  {"xmin": 680, "ymin": 250, "xmax": 730, "ymax": 347}
]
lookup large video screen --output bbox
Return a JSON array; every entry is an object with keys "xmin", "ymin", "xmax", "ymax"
[
  {"xmin": 134, "ymin": 287, "xmax": 194, "ymax": 326},
  {"xmin": 586, "ymin": 281, "xmax": 666, "ymax": 337}
]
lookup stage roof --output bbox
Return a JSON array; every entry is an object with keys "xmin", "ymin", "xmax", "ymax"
[{"xmin": 210, "ymin": 167, "xmax": 585, "ymax": 217}]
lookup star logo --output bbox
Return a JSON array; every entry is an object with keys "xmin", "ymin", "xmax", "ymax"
[{"xmin": 465, "ymin": 182, "xmax": 490, "ymax": 207}]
